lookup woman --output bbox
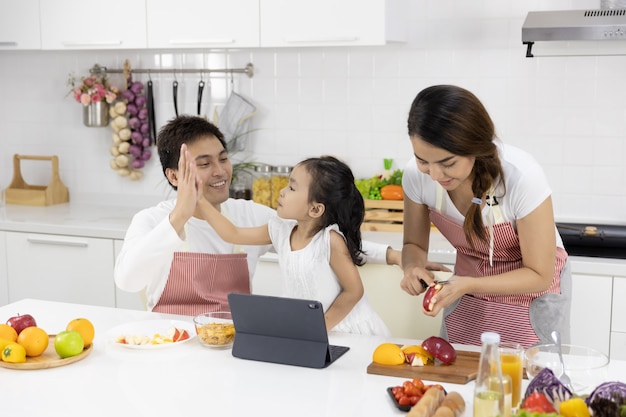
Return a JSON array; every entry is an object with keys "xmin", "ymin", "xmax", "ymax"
[{"xmin": 400, "ymin": 85, "xmax": 570, "ymax": 347}]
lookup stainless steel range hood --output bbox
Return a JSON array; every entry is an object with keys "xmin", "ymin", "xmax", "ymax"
[{"xmin": 522, "ymin": 9, "xmax": 626, "ymax": 57}]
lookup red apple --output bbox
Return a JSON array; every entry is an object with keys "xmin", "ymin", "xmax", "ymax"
[
  {"xmin": 6, "ymin": 313, "xmax": 37, "ymax": 335},
  {"xmin": 422, "ymin": 283, "xmax": 443, "ymax": 312}
]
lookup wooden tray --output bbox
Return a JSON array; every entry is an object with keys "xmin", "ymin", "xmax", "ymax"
[
  {"xmin": 367, "ymin": 350, "xmax": 480, "ymax": 384},
  {"xmin": 0, "ymin": 335, "xmax": 92, "ymax": 370},
  {"xmin": 5, "ymin": 154, "xmax": 69, "ymax": 206},
  {"xmin": 362, "ymin": 199, "xmax": 404, "ymax": 232}
]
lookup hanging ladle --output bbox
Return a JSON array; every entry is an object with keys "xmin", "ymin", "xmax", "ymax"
[{"xmin": 551, "ymin": 330, "xmax": 574, "ymax": 391}]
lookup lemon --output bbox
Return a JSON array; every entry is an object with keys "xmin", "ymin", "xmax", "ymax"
[
  {"xmin": 372, "ymin": 343, "xmax": 405, "ymax": 365},
  {"xmin": 2, "ymin": 342, "xmax": 27, "ymax": 363}
]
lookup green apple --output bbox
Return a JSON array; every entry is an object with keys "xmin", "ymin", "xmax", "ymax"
[{"xmin": 54, "ymin": 330, "xmax": 84, "ymax": 358}]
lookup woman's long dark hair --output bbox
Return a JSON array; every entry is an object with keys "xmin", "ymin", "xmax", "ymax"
[
  {"xmin": 299, "ymin": 156, "xmax": 365, "ymax": 266},
  {"xmin": 407, "ymin": 85, "xmax": 505, "ymax": 246}
]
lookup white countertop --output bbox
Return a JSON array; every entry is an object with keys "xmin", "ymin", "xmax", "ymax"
[
  {"xmin": 2, "ymin": 198, "xmax": 626, "ymax": 275},
  {"xmin": 3, "ymin": 298, "xmax": 625, "ymax": 417}
]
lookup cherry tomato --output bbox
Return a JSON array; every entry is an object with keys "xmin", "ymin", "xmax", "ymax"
[
  {"xmin": 404, "ymin": 384, "xmax": 420, "ymax": 397},
  {"xmin": 412, "ymin": 378, "xmax": 425, "ymax": 391},
  {"xmin": 391, "ymin": 386, "xmax": 403, "ymax": 395},
  {"xmin": 522, "ymin": 392, "xmax": 556, "ymax": 413},
  {"xmin": 398, "ymin": 396, "xmax": 413, "ymax": 406}
]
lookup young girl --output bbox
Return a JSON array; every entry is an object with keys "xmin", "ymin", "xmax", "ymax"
[{"xmin": 195, "ymin": 154, "xmax": 391, "ymax": 336}]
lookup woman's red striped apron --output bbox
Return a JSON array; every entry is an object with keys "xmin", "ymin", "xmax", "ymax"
[
  {"xmin": 430, "ymin": 187, "xmax": 567, "ymax": 348},
  {"xmin": 153, "ymin": 252, "xmax": 250, "ymax": 316}
]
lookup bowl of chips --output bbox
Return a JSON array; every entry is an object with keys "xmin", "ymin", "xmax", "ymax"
[{"xmin": 193, "ymin": 312, "xmax": 236, "ymax": 349}]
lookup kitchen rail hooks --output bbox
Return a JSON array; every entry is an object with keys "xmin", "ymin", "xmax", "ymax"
[{"xmin": 90, "ymin": 62, "xmax": 254, "ymax": 78}]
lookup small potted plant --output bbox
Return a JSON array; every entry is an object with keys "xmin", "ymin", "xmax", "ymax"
[{"xmin": 67, "ymin": 72, "xmax": 119, "ymax": 127}]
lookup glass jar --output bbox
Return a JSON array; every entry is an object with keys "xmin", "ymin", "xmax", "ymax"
[
  {"xmin": 270, "ymin": 165, "xmax": 292, "ymax": 209},
  {"xmin": 252, "ymin": 164, "xmax": 273, "ymax": 207},
  {"xmin": 230, "ymin": 171, "xmax": 252, "ymax": 200}
]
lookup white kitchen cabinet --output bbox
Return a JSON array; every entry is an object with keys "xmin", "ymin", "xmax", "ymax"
[
  {"xmin": 610, "ymin": 276, "xmax": 626, "ymax": 360},
  {"xmin": 260, "ymin": 0, "xmax": 407, "ymax": 47},
  {"xmin": 39, "ymin": 0, "xmax": 147, "ymax": 50},
  {"xmin": 570, "ymin": 273, "xmax": 613, "ymax": 357},
  {"xmin": 146, "ymin": 0, "xmax": 260, "ymax": 49},
  {"xmin": 113, "ymin": 239, "xmax": 146, "ymax": 311},
  {"xmin": 0, "ymin": 0, "xmax": 41, "ymax": 50},
  {"xmin": 0, "ymin": 231, "xmax": 8, "ymax": 306},
  {"xmin": 6, "ymin": 231, "xmax": 116, "ymax": 307}
]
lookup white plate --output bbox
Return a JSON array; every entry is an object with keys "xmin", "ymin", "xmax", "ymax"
[{"xmin": 107, "ymin": 319, "xmax": 196, "ymax": 350}]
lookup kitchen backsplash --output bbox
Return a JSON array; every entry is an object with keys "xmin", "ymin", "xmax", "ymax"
[{"xmin": 0, "ymin": 0, "xmax": 624, "ymax": 224}]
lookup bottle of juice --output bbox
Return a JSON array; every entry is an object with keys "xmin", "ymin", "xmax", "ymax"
[{"xmin": 474, "ymin": 332, "xmax": 505, "ymax": 417}]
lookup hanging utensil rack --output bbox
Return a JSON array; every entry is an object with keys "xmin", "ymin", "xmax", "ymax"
[{"xmin": 89, "ymin": 62, "xmax": 254, "ymax": 78}]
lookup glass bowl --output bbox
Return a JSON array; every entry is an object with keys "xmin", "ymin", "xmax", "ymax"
[
  {"xmin": 524, "ymin": 343, "xmax": 609, "ymax": 395},
  {"xmin": 193, "ymin": 312, "xmax": 236, "ymax": 349}
]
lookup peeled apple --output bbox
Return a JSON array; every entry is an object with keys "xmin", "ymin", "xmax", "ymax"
[{"xmin": 423, "ymin": 283, "xmax": 444, "ymax": 312}]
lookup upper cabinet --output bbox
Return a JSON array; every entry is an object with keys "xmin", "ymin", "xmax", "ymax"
[
  {"xmin": 3, "ymin": 0, "xmax": 406, "ymax": 51},
  {"xmin": 146, "ymin": 0, "xmax": 260, "ymax": 49},
  {"xmin": 0, "ymin": 0, "xmax": 41, "ymax": 50},
  {"xmin": 260, "ymin": 0, "xmax": 407, "ymax": 47},
  {"xmin": 40, "ymin": 0, "xmax": 147, "ymax": 50}
]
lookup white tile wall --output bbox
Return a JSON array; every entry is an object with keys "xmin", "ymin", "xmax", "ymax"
[{"xmin": 0, "ymin": 0, "xmax": 625, "ymax": 224}]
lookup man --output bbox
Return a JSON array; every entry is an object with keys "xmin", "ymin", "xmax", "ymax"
[{"xmin": 114, "ymin": 115, "xmax": 400, "ymax": 315}]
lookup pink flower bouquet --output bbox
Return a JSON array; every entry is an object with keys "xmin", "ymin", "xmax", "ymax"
[{"xmin": 68, "ymin": 74, "xmax": 119, "ymax": 106}]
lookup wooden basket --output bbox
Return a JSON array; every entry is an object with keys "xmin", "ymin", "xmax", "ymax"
[
  {"xmin": 361, "ymin": 199, "xmax": 404, "ymax": 232},
  {"xmin": 5, "ymin": 154, "xmax": 69, "ymax": 206}
]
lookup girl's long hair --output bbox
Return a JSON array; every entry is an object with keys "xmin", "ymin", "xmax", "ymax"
[
  {"xmin": 407, "ymin": 85, "xmax": 505, "ymax": 246},
  {"xmin": 299, "ymin": 156, "xmax": 365, "ymax": 266}
]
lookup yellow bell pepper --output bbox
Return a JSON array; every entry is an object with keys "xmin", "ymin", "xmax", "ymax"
[{"xmin": 560, "ymin": 398, "xmax": 591, "ymax": 417}]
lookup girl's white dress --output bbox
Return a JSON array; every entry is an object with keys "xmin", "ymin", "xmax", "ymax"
[{"xmin": 268, "ymin": 216, "xmax": 391, "ymax": 336}]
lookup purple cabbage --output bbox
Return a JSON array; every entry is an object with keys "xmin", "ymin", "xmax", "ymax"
[
  {"xmin": 586, "ymin": 381, "xmax": 626, "ymax": 405},
  {"xmin": 525, "ymin": 368, "xmax": 572, "ymax": 404}
]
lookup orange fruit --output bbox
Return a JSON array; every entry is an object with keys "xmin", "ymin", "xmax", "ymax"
[
  {"xmin": 0, "ymin": 323, "xmax": 18, "ymax": 342},
  {"xmin": 2, "ymin": 342, "xmax": 26, "ymax": 363},
  {"xmin": 17, "ymin": 326, "xmax": 49, "ymax": 357},
  {"xmin": 66, "ymin": 318, "xmax": 95, "ymax": 347},
  {"xmin": 372, "ymin": 343, "xmax": 405, "ymax": 365}
]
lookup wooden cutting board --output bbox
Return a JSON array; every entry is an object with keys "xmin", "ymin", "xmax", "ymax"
[
  {"xmin": 0, "ymin": 335, "xmax": 92, "ymax": 370},
  {"xmin": 367, "ymin": 350, "xmax": 480, "ymax": 384}
]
